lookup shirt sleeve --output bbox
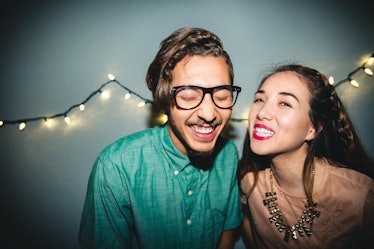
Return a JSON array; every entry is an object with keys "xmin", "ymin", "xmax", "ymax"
[{"xmin": 78, "ymin": 156, "xmax": 136, "ymax": 249}]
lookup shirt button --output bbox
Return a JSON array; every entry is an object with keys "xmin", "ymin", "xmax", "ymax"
[
  {"xmin": 186, "ymin": 219, "xmax": 192, "ymax": 225},
  {"xmin": 173, "ymin": 170, "xmax": 179, "ymax": 176},
  {"xmin": 188, "ymin": 190, "xmax": 193, "ymax": 196}
]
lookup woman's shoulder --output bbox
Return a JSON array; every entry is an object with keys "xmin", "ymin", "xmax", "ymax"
[
  {"xmin": 326, "ymin": 164, "xmax": 374, "ymax": 188},
  {"xmin": 240, "ymin": 168, "xmax": 269, "ymax": 184},
  {"xmin": 239, "ymin": 169, "xmax": 269, "ymax": 201}
]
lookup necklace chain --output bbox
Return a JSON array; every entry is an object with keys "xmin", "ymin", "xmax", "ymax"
[{"xmin": 263, "ymin": 162, "xmax": 321, "ymax": 242}]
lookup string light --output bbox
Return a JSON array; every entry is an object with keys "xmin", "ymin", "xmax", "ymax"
[
  {"xmin": 160, "ymin": 114, "xmax": 168, "ymax": 124},
  {"xmin": 349, "ymin": 78, "xmax": 359, "ymax": 88},
  {"xmin": 137, "ymin": 101, "xmax": 146, "ymax": 108},
  {"xmin": 44, "ymin": 118, "xmax": 53, "ymax": 128},
  {"xmin": 328, "ymin": 76, "xmax": 334, "ymax": 85},
  {"xmin": 124, "ymin": 92, "xmax": 131, "ymax": 100},
  {"xmin": 2, "ymin": 53, "xmax": 373, "ymax": 133},
  {"xmin": 364, "ymin": 68, "xmax": 373, "ymax": 76},
  {"xmin": 64, "ymin": 116, "xmax": 71, "ymax": 125},
  {"xmin": 19, "ymin": 122, "xmax": 26, "ymax": 131},
  {"xmin": 334, "ymin": 53, "xmax": 374, "ymax": 88},
  {"xmin": 0, "ymin": 74, "xmax": 154, "ymax": 131},
  {"xmin": 107, "ymin": 74, "xmax": 116, "ymax": 81},
  {"xmin": 367, "ymin": 57, "xmax": 374, "ymax": 66},
  {"xmin": 100, "ymin": 90, "xmax": 110, "ymax": 99}
]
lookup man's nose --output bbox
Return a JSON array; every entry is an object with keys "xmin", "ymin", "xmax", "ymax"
[{"xmin": 196, "ymin": 94, "xmax": 217, "ymax": 122}]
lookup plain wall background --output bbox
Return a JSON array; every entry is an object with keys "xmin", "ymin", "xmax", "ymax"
[{"xmin": 0, "ymin": 0, "xmax": 373, "ymax": 248}]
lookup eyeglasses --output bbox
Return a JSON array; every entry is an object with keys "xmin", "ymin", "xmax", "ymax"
[{"xmin": 172, "ymin": 85, "xmax": 241, "ymax": 110}]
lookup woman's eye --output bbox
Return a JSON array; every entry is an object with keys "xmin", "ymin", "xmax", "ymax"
[
  {"xmin": 253, "ymin": 98, "xmax": 264, "ymax": 103},
  {"xmin": 280, "ymin": 101, "xmax": 291, "ymax": 107}
]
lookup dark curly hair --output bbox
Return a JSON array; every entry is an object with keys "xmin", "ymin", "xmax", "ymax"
[{"xmin": 146, "ymin": 27, "xmax": 234, "ymax": 113}]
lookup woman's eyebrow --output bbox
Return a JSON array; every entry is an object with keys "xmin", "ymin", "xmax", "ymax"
[
  {"xmin": 279, "ymin": 91, "xmax": 299, "ymax": 102},
  {"xmin": 255, "ymin": 89, "xmax": 264, "ymax": 95},
  {"xmin": 255, "ymin": 89, "xmax": 299, "ymax": 102}
]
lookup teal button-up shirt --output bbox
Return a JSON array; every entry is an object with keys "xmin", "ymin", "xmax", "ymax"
[{"xmin": 79, "ymin": 125, "xmax": 243, "ymax": 249}]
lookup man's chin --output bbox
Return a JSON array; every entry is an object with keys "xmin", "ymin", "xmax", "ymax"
[
  {"xmin": 188, "ymin": 149, "xmax": 214, "ymax": 158},
  {"xmin": 187, "ymin": 142, "xmax": 216, "ymax": 157}
]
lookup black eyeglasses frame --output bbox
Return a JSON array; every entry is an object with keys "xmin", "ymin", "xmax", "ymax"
[{"xmin": 171, "ymin": 85, "xmax": 241, "ymax": 110}]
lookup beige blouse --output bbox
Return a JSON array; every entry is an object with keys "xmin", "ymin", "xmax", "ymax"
[{"xmin": 240, "ymin": 165, "xmax": 374, "ymax": 249}]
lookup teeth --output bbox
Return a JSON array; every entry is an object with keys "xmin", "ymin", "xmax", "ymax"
[
  {"xmin": 191, "ymin": 126, "xmax": 214, "ymax": 134},
  {"xmin": 255, "ymin": 127, "xmax": 274, "ymax": 137}
]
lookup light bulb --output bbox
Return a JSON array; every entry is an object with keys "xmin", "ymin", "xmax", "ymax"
[
  {"xmin": 19, "ymin": 122, "xmax": 26, "ymax": 131},
  {"xmin": 328, "ymin": 76, "xmax": 334, "ymax": 85},
  {"xmin": 64, "ymin": 116, "xmax": 71, "ymax": 124},
  {"xmin": 108, "ymin": 74, "xmax": 116, "ymax": 81},
  {"xmin": 367, "ymin": 57, "xmax": 374, "ymax": 66},
  {"xmin": 137, "ymin": 101, "xmax": 146, "ymax": 108},
  {"xmin": 79, "ymin": 104, "xmax": 85, "ymax": 111},
  {"xmin": 100, "ymin": 90, "xmax": 110, "ymax": 99},
  {"xmin": 364, "ymin": 68, "xmax": 373, "ymax": 76},
  {"xmin": 160, "ymin": 114, "xmax": 168, "ymax": 124},
  {"xmin": 44, "ymin": 118, "xmax": 53, "ymax": 128},
  {"xmin": 350, "ymin": 79, "xmax": 359, "ymax": 88},
  {"xmin": 0, "ymin": 120, "xmax": 3, "ymax": 127},
  {"xmin": 124, "ymin": 93, "xmax": 131, "ymax": 100}
]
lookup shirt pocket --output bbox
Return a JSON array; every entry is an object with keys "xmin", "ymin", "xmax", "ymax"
[{"xmin": 194, "ymin": 208, "xmax": 227, "ymax": 248}]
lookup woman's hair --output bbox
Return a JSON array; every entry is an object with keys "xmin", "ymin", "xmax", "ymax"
[
  {"xmin": 238, "ymin": 64, "xmax": 374, "ymax": 201},
  {"xmin": 146, "ymin": 27, "xmax": 234, "ymax": 113}
]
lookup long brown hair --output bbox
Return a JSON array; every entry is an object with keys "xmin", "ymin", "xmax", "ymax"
[{"xmin": 238, "ymin": 64, "xmax": 374, "ymax": 202}]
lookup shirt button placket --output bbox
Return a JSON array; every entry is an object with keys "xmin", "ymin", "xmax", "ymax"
[{"xmin": 185, "ymin": 179, "xmax": 195, "ymax": 226}]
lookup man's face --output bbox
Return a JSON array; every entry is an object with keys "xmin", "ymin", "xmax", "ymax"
[{"xmin": 167, "ymin": 55, "xmax": 232, "ymax": 156}]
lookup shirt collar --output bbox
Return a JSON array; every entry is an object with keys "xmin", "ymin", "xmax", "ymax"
[{"xmin": 156, "ymin": 125, "xmax": 191, "ymax": 172}]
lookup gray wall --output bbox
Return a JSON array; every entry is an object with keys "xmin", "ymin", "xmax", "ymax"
[{"xmin": 0, "ymin": 0, "xmax": 373, "ymax": 248}]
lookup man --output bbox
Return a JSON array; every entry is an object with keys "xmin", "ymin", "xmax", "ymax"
[{"xmin": 79, "ymin": 27, "xmax": 243, "ymax": 249}]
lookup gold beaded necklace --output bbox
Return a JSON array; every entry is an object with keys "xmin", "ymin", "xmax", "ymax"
[{"xmin": 263, "ymin": 162, "xmax": 321, "ymax": 242}]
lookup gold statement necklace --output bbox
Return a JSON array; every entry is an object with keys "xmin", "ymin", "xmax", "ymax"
[{"xmin": 263, "ymin": 163, "xmax": 321, "ymax": 242}]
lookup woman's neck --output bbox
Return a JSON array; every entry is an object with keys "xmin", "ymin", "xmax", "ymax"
[{"xmin": 270, "ymin": 153, "xmax": 306, "ymax": 196}]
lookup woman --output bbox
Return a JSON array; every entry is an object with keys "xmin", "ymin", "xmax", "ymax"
[{"xmin": 237, "ymin": 64, "xmax": 374, "ymax": 249}]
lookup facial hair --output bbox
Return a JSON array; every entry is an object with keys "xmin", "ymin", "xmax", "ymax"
[{"xmin": 168, "ymin": 118, "xmax": 226, "ymax": 170}]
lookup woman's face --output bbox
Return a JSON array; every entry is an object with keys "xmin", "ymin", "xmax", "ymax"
[{"xmin": 248, "ymin": 71, "xmax": 316, "ymax": 157}]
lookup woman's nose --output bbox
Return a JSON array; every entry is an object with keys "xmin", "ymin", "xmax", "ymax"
[{"xmin": 257, "ymin": 103, "xmax": 273, "ymax": 120}]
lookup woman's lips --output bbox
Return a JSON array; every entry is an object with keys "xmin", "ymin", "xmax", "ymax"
[{"xmin": 253, "ymin": 123, "xmax": 274, "ymax": 140}]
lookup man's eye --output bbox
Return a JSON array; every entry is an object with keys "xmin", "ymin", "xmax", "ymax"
[
  {"xmin": 180, "ymin": 96, "xmax": 198, "ymax": 101},
  {"xmin": 215, "ymin": 95, "xmax": 231, "ymax": 102}
]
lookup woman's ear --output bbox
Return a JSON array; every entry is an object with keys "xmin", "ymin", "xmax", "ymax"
[
  {"xmin": 306, "ymin": 123, "xmax": 322, "ymax": 141},
  {"xmin": 305, "ymin": 126, "xmax": 316, "ymax": 141}
]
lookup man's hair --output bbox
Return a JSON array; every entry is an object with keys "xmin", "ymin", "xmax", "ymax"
[{"xmin": 146, "ymin": 27, "xmax": 234, "ymax": 113}]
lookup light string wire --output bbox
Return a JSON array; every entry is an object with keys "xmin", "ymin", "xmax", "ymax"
[
  {"xmin": 333, "ymin": 53, "xmax": 374, "ymax": 88},
  {"xmin": 0, "ymin": 75, "xmax": 153, "ymax": 130},
  {"xmin": 0, "ymin": 53, "xmax": 373, "ymax": 131}
]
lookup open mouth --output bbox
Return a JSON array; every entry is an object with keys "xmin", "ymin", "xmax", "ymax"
[
  {"xmin": 253, "ymin": 124, "xmax": 274, "ymax": 140},
  {"xmin": 255, "ymin": 127, "xmax": 274, "ymax": 137},
  {"xmin": 190, "ymin": 125, "xmax": 215, "ymax": 134}
]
